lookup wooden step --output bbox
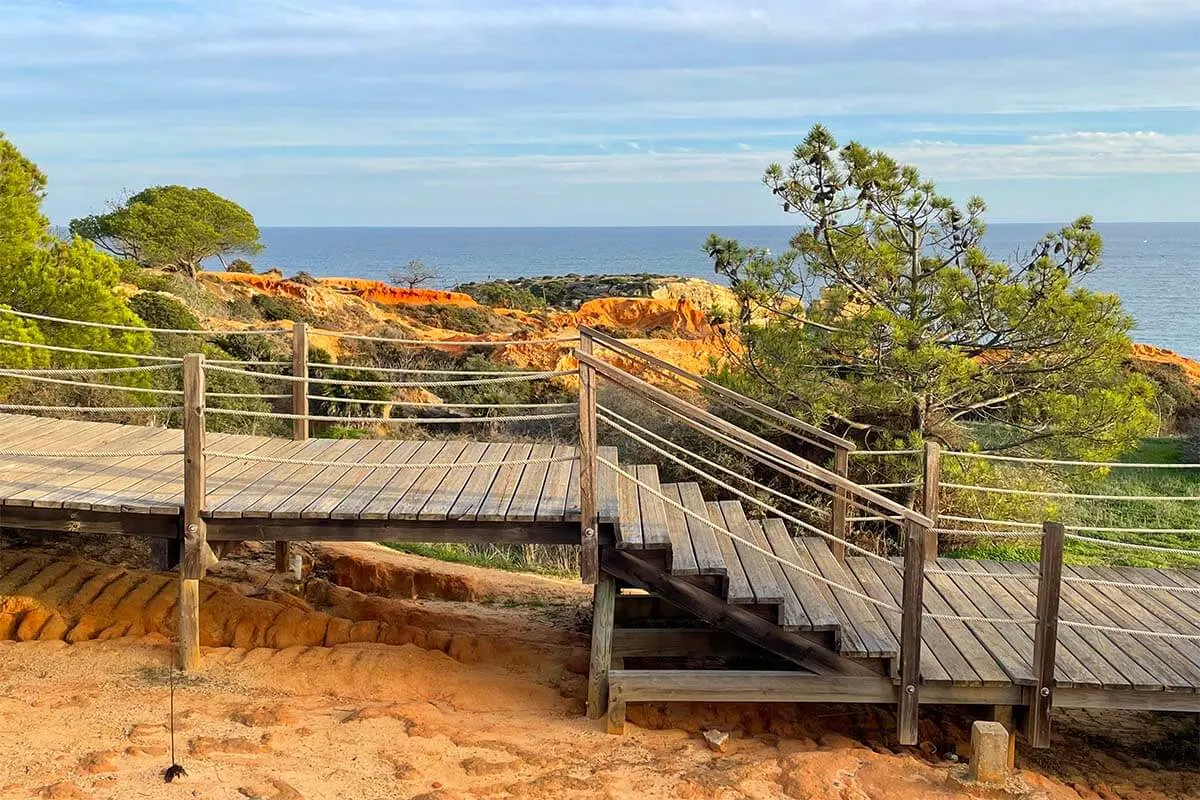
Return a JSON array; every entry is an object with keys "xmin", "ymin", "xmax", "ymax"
[
  {"xmin": 760, "ymin": 519, "xmax": 841, "ymax": 633},
  {"xmin": 717, "ymin": 501, "xmax": 783, "ymax": 605},
  {"xmin": 635, "ymin": 464, "xmax": 672, "ymax": 550},
  {"xmin": 674, "ymin": 482, "xmax": 726, "ymax": 575}
]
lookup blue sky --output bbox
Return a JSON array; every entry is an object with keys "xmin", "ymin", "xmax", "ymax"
[{"xmin": 2, "ymin": 0, "xmax": 1199, "ymax": 226}]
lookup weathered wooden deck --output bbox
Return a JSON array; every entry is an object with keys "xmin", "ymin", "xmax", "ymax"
[{"xmin": 1, "ymin": 411, "xmax": 1197, "ymax": 717}]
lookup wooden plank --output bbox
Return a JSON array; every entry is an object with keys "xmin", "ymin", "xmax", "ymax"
[
  {"xmin": 3, "ymin": 422, "xmax": 156, "ymax": 506},
  {"xmin": 710, "ymin": 501, "xmax": 753, "ymax": 604},
  {"xmin": 326, "ymin": 440, "xmax": 422, "ymax": 520},
  {"xmin": 0, "ymin": 504, "xmax": 178, "ymax": 538},
  {"xmin": 601, "ymin": 548, "xmax": 878, "ymax": 677},
  {"xmin": 922, "ymin": 442, "xmax": 941, "ymax": 560},
  {"xmin": 0, "ymin": 420, "xmax": 118, "ymax": 503},
  {"xmin": 200, "ymin": 436, "xmax": 317, "ymax": 516},
  {"xmin": 116, "ymin": 431, "xmax": 252, "ymax": 514},
  {"xmin": 565, "ymin": 445, "xmax": 581, "ymax": 523},
  {"xmin": 916, "ymin": 567, "xmax": 1013, "ymax": 687},
  {"xmin": 844, "ymin": 558, "xmax": 951, "ymax": 683},
  {"xmin": 748, "ymin": 519, "xmax": 808, "ymax": 629},
  {"xmin": 360, "ymin": 440, "xmax": 448, "ymax": 520},
  {"xmin": 302, "ymin": 439, "xmax": 411, "ymax": 519},
  {"xmin": 720, "ymin": 501, "xmax": 783, "ymax": 605},
  {"xmin": 444, "ymin": 441, "xmax": 510, "ymax": 520},
  {"xmin": 474, "ymin": 442, "xmax": 531, "ymax": 522},
  {"xmin": 505, "ymin": 443, "xmax": 556, "ymax": 522},
  {"xmin": 799, "ymin": 538, "xmax": 896, "ymax": 658},
  {"xmin": 32, "ymin": 427, "xmax": 184, "ymax": 509},
  {"xmin": 677, "ymin": 482, "xmax": 725, "ymax": 576},
  {"xmin": 937, "ymin": 559, "xmax": 1085, "ymax": 687},
  {"xmin": 534, "ymin": 444, "xmax": 574, "ymax": 523},
  {"xmin": 1107, "ymin": 566, "xmax": 1200, "ymax": 636},
  {"xmin": 762, "ymin": 519, "xmax": 839, "ymax": 632},
  {"xmin": 614, "ymin": 460, "xmax": 643, "ymax": 549},
  {"xmin": 391, "ymin": 440, "xmax": 471, "ymax": 520},
  {"xmin": 207, "ymin": 437, "xmax": 343, "ymax": 518},
  {"xmin": 1062, "ymin": 564, "xmax": 1200, "ymax": 689},
  {"xmin": 994, "ymin": 561, "xmax": 1161, "ymax": 691},
  {"xmin": 659, "ymin": 483, "xmax": 699, "ymax": 576},
  {"xmin": 635, "ymin": 464, "xmax": 672, "ymax": 550},
  {"xmin": 597, "ymin": 445, "xmax": 620, "ymax": 524},
  {"xmin": 979, "ymin": 560, "xmax": 1129, "ymax": 690},
  {"xmin": 415, "ymin": 440, "xmax": 488, "ymax": 521},
  {"xmin": 266, "ymin": 439, "xmax": 383, "ymax": 519}
]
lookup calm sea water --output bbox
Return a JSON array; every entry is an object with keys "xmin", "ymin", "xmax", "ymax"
[{"xmin": 244, "ymin": 223, "xmax": 1200, "ymax": 358}]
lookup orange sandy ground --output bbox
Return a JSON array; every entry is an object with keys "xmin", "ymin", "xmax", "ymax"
[{"xmin": 0, "ymin": 541, "xmax": 1194, "ymax": 799}]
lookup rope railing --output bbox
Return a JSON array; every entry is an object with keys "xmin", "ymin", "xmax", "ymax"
[
  {"xmin": 0, "ymin": 403, "xmax": 183, "ymax": 414},
  {"xmin": 849, "ymin": 448, "xmax": 922, "ymax": 457},
  {"xmin": 1059, "ymin": 620, "xmax": 1200, "ymax": 641},
  {"xmin": 1062, "ymin": 575, "xmax": 1200, "ymax": 594},
  {"xmin": 0, "ymin": 363, "xmax": 179, "ymax": 376},
  {"xmin": 597, "ymin": 403, "xmax": 828, "ymax": 517},
  {"xmin": 310, "ymin": 327, "xmax": 580, "ymax": 347},
  {"xmin": 204, "ymin": 450, "xmax": 577, "ymax": 470},
  {"xmin": 0, "ymin": 337, "xmax": 182, "ymax": 362},
  {"xmin": 0, "ymin": 306, "xmax": 287, "ymax": 335},
  {"xmin": 308, "ymin": 362, "xmax": 558, "ymax": 378},
  {"xmin": 945, "ymin": 449, "xmax": 1200, "ymax": 469},
  {"xmin": 0, "ymin": 371, "xmax": 184, "ymax": 395},
  {"xmin": 1062, "ymin": 533, "xmax": 1200, "ymax": 556},
  {"xmin": 941, "ymin": 481, "xmax": 1200, "ymax": 502},
  {"xmin": 205, "ymin": 362, "xmax": 573, "ymax": 388},
  {"xmin": 310, "ymin": 395, "xmax": 578, "ymax": 410},
  {"xmin": 206, "ymin": 407, "xmax": 575, "ymax": 423},
  {"xmin": 0, "ymin": 445, "xmax": 183, "ymax": 458}
]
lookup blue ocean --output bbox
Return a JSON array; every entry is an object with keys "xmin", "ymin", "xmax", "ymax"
[{"xmin": 243, "ymin": 223, "xmax": 1200, "ymax": 359}]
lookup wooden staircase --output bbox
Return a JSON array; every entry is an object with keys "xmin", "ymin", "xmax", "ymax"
[{"xmin": 601, "ymin": 453, "xmax": 899, "ymax": 676}]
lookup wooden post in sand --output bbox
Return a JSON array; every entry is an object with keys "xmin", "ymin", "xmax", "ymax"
[
  {"xmin": 277, "ymin": 321, "xmax": 310, "ymax": 572},
  {"xmin": 578, "ymin": 329, "xmax": 599, "ymax": 585},
  {"xmin": 179, "ymin": 353, "xmax": 207, "ymax": 672}
]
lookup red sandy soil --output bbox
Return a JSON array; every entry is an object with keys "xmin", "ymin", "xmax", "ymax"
[{"xmin": 0, "ymin": 535, "xmax": 1195, "ymax": 799}]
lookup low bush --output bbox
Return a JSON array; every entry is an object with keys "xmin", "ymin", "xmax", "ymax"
[
  {"xmin": 129, "ymin": 292, "xmax": 200, "ymax": 331},
  {"xmin": 252, "ymin": 293, "xmax": 314, "ymax": 324}
]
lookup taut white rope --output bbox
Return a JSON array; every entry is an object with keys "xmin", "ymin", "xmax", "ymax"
[
  {"xmin": 0, "ymin": 363, "xmax": 178, "ymax": 376},
  {"xmin": 1063, "ymin": 575, "xmax": 1200, "ymax": 594},
  {"xmin": 0, "ymin": 337, "xmax": 180, "ymax": 362},
  {"xmin": 933, "ymin": 527, "xmax": 1043, "ymax": 539},
  {"xmin": 942, "ymin": 482, "xmax": 1200, "ymax": 502},
  {"xmin": 1060, "ymin": 620, "xmax": 1200, "ymax": 641},
  {"xmin": 0, "ymin": 371, "xmax": 182, "ymax": 394},
  {"xmin": 946, "ymin": 450, "xmax": 1200, "ymax": 469},
  {"xmin": 309, "ymin": 362, "xmax": 556, "ymax": 378},
  {"xmin": 850, "ymin": 449, "xmax": 922, "ymax": 457},
  {"xmin": 311, "ymin": 327, "xmax": 580, "ymax": 346},
  {"xmin": 0, "ymin": 307, "xmax": 287, "ymax": 335},
  {"xmin": 206, "ymin": 407, "xmax": 574, "ymax": 423},
  {"xmin": 204, "ymin": 450, "xmax": 576, "ymax": 470},
  {"xmin": 206, "ymin": 362, "xmax": 573, "ymax": 388},
  {"xmin": 0, "ymin": 446, "xmax": 183, "ymax": 457},
  {"xmin": 0, "ymin": 404, "xmax": 182, "ymax": 413},
  {"xmin": 311, "ymin": 394, "xmax": 577, "ymax": 410},
  {"xmin": 1062, "ymin": 533, "xmax": 1200, "ymax": 556}
]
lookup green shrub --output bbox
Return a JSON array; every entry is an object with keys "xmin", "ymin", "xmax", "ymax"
[
  {"xmin": 400, "ymin": 304, "xmax": 508, "ymax": 335},
  {"xmin": 129, "ymin": 292, "xmax": 200, "ymax": 331},
  {"xmin": 457, "ymin": 281, "xmax": 547, "ymax": 312},
  {"xmin": 252, "ymin": 293, "xmax": 314, "ymax": 323},
  {"xmin": 227, "ymin": 258, "xmax": 255, "ymax": 274}
]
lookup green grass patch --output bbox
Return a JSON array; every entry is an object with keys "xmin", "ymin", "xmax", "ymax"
[{"xmin": 382, "ymin": 542, "xmax": 577, "ymax": 579}]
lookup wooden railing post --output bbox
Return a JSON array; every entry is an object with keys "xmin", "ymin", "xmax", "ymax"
[
  {"xmin": 830, "ymin": 445, "xmax": 849, "ymax": 562},
  {"xmin": 578, "ymin": 331, "xmax": 599, "ymax": 585},
  {"xmin": 291, "ymin": 321, "xmax": 309, "ymax": 440},
  {"xmin": 922, "ymin": 441, "xmax": 941, "ymax": 562},
  {"xmin": 277, "ymin": 321, "xmax": 309, "ymax": 572},
  {"xmin": 1028, "ymin": 521, "xmax": 1064, "ymax": 748},
  {"xmin": 179, "ymin": 353, "xmax": 207, "ymax": 672},
  {"xmin": 897, "ymin": 518, "xmax": 927, "ymax": 746}
]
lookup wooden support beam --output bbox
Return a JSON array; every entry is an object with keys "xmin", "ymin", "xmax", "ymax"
[
  {"xmin": 897, "ymin": 518, "xmax": 927, "ymax": 746},
  {"xmin": 830, "ymin": 445, "xmax": 849, "ymax": 561},
  {"xmin": 922, "ymin": 442, "xmax": 941, "ymax": 561},
  {"xmin": 602, "ymin": 548, "xmax": 877, "ymax": 677},
  {"xmin": 1028, "ymin": 521, "xmax": 1064, "ymax": 748},
  {"xmin": 577, "ymin": 330, "xmax": 599, "ymax": 584},
  {"xmin": 179, "ymin": 353, "xmax": 207, "ymax": 672},
  {"xmin": 0, "ymin": 505, "xmax": 179, "ymax": 538},
  {"xmin": 150, "ymin": 537, "xmax": 182, "ymax": 571},
  {"xmin": 586, "ymin": 572, "xmax": 616, "ymax": 719},
  {"xmin": 205, "ymin": 517, "xmax": 579, "ymax": 544},
  {"xmin": 606, "ymin": 684, "xmax": 626, "ymax": 735}
]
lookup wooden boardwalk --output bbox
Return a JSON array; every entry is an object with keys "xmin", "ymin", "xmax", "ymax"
[{"xmin": 1, "ymin": 324, "xmax": 1198, "ymax": 751}]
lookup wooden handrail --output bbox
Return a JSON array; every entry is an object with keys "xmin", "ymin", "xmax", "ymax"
[
  {"xmin": 180, "ymin": 352, "xmax": 207, "ymax": 672},
  {"xmin": 578, "ymin": 350, "xmax": 931, "ymax": 527},
  {"xmin": 578, "ymin": 330, "xmax": 599, "ymax": 585},
  {"xmin": 579, "ymin": 326, "xmax": 856, "ymax": 454},
  {"xmin": 1029, "ymin": 521, "xmax": 1064, "ymax": 748},
  {"xmin": 896, "ymin": 519, "xmax": 926, "ymax": 746}
]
